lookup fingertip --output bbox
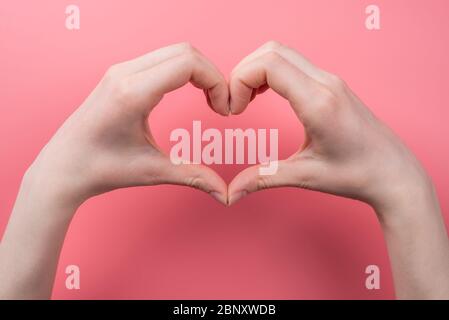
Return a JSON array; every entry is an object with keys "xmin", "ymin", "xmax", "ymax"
[
  {"xmin": 227, "ymin": 190, "xmax": 248, "ymax": 206},
  {"xmin": 209, "ymin": 191, "xmax": 228, "ymax": 206},
  {"xmin": 215, "ymin": 94, "xmax": 231, "ymax": 117},
  {"xmin": 229, "ymin": 76, "xmax": 252, "ymax": 115},
  {"xmin": 207, "ymin": 83, "xmax": 231, "ymax": 116},
  {"xmin": 227, "ymin": 173, "xmax": 252, "ymax": 206},
  {"xmin": 217, "ymin": 100, "xmax": 231, "ymax": 116},
  {"xmin": 161, "ymin": 159, "xmax": 228, "ymax": 204},
  {"xmin": 227, "ymin": 163, "xmax": 271, "ymax": 205},
  {"xmin": 229, "ymin": 97, "xmax": 246, "ymax": 115},
  {"xmin": 204, "ymin": 89, "xmax": 227, "ymax": 116},
  {"xmin": 195, "ymin": 165, "xmax": 229, "ymax": 204}
]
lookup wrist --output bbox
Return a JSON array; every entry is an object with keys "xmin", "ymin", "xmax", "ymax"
[
  {"xmin": 374, "ymin": 178, "xmax": 449, "ymax": 300},
  {"xmin": 373, "ymin": 174, "xmax": 441, "ymax": 228},
  {"xmin": 22, "ymin": 163, "xmax": 85, "ymax": 216}
]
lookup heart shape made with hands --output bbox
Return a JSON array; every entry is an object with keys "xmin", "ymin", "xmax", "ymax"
[
  {"xmin": 99, "ymin": 41, "xmax": 345, "ymax": 208},
  {"xmin": 149, "ymin": 41, "xmax": 315, "ymax": 206}
]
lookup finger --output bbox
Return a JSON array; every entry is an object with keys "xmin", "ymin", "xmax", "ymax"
[
  {"xmin": 127, "ymin": 50, "xmax": 230, "ymax": 116},
  {"xmin": 246, "ymin": 84, "xmax": 270, "ymax": 104},
  {"xmin": 160, "ymin": 160, "xmax": 228, "ymax": 205},
  {"xmin": 227, "ymin": 158, "xmax": 319, "ymax": 205},
  {"xmin": 109, "ymin": 42, "xmax": 196, "ymax": 76},
  {"xmin": 233, "ymin": 41, "xmax": 328, "ymax": 84},
  {"xmin": 229, "ymin": 51, "xmax": 325, "ymax": 120}
]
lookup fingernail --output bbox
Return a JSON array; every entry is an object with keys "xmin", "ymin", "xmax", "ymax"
[
  {"xmin": 210, "ymin": 191, "xmax": 227, "ymax": 206},
  {"xmin": 228, "ymin": 98, "xmax": 235, "ymax": 115},
  {"xmin": 228, "ymin": 190, "xmax": 248, "ymax": 206}
]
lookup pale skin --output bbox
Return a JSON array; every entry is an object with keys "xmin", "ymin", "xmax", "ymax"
[{"xmin": 0, "ymin": 41, "xmax": 448, "ymax": 299}]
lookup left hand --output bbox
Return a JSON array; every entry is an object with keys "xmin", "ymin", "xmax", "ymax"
[{"xmin": 26, "ymin": 43, "xmax": 230, "ymax": 210}]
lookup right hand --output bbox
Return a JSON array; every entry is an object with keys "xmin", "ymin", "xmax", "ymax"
[{"xmin": 228, "ymin": 41, "xmax": 433, "ymax": 217}]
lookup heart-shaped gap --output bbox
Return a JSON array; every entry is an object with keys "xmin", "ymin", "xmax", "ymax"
[{"xmin": 149, "ymin": 83, "xmax": 304, "ymax": 187}]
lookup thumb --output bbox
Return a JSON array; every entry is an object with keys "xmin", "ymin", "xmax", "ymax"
[
  {"xmin": 227, "ymin": 158, "xmax": 319, "ymax": 205},
  {"xmin": 160, "ymin": 159, "xmax": 228, "ymax": 205}
]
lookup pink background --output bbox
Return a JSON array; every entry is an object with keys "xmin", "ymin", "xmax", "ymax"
[{"xmin": 1, "ymin": 0, "xmax": 448, "ymax": 299}]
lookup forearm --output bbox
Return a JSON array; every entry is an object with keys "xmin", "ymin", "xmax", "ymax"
[
  {"xmin": 0, "ymin": 169, "xmax": 79, "ymax": 299},
  {"xmin": 377, "ymin": 182, "xmax": 449, "ymax": 299}
]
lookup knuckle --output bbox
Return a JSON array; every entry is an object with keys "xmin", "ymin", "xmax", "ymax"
[
  {"xmin": 314, "ymin": 86, "xmax": 339, "ymax": 113},
  {"xmin": 256, "ymin": 175, "xmax": 271, "ymax": 190},
  {"xmin": 103, "ymin": 65, "xmax": 137, "ymax": 104},
  {"xmin": 113, "ymin": 77, "xmax": 134, "ymax": 101},
  {"xmin": 324, "ymin": 73, "xmax": 347, "ymax": 93},
  {"xmin": 262, "ymin": 50, "xmax": 283, "ymax": 65},
  {"xmin": 180, "ymin": 42, "xmax": 198, "ymax": 56},
  {"xmin": 263, "ymin": 40, "xmax": 282, "ymax": 51},
  {"xmin": 103, "ymin": 65, "xmax": 127, "ymax": 92},
  {"xmin": 104, "ymin": 64, "xmax": 122, "ymax": 82},
  {"xmin": 229, "ymin": 67, "xmax": 238, "ymax": 79},
  {"xmin": 180, "ymin": 46, "xmax": 200, "ymax": 65},
  {"xmin": 187, "ymin": 175, "xmax": 204, "ymax": 190}
]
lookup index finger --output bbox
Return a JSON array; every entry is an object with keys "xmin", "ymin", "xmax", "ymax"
[
  {"xmin": 229, "ymin": 51, "xmax": 325, "ymax": 122},
  {"xmin": 125, "ymin": 47, "xmax": 230, "ymax": 116}
]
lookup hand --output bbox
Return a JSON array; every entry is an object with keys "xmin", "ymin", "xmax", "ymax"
[
  {"xmin": 228, "ymin": 41, "xmax": 431, "ymax": 215},
  {"xmin": 0, "ymin": 43, "xmax": 230, "ymax": 299},
  {"xmin": 27, "ymin": 43, "xmax": 229, "ymax": 208},
  {"xmin": 227, "ymin": 41, "xmax": 449, "ymax": 299},
  {"xmin": 2, "ymin": 41, "xmax": 448, "ymax": 300}
]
